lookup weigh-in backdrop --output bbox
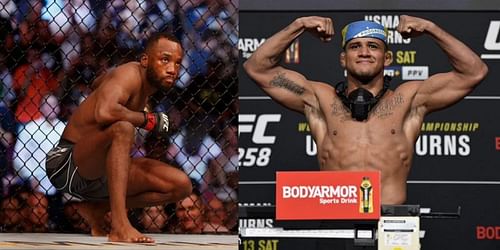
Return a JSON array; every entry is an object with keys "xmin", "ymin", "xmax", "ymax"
[{"xmin": 239, "ymin": 11, "xmax": 500, "ymax": 250}]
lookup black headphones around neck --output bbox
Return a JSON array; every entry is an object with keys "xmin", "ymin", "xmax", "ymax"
[{"xmin": 334, "ymin": 76, "xmax": 391, "ymax": 121}]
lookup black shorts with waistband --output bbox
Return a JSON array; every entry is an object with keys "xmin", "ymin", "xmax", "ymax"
[{"xmin": 45, "ymin": 138, "xmax": 109, "ymax": 200}]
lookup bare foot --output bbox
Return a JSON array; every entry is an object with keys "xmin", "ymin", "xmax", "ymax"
[
  {"xmin": 108, "ymin": 224, "xmax": 155, "ymax": 243},
  {"xmin": 73, "ymin": 202, "xmax": 109, "ymax": 236}
]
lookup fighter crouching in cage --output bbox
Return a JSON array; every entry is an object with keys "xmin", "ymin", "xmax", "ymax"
[{"xmin": 45, "ymin": 33, "xmax": 192, "ymax": 243}]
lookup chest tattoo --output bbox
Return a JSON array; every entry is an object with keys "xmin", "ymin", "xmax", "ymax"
[
  {"xmin": 372, "ymin": 93, "xmax": 404, "ymax": 119},
  {"xmin": 330, "ymin": 99, "xmax": 351, "ymax": 121}
]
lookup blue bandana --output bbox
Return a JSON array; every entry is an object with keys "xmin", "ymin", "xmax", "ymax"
[{"xmin": 341, "ymin": 21, "xmax": 387, "ymax": 48}]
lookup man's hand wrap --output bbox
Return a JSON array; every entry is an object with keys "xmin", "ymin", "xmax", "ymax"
[{"xmin": 141, "ymin": 111, "xmax": 170, "ymax": 135}]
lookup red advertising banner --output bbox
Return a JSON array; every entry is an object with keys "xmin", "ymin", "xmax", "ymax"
[{"xmin": 276, "ymin": 171, "xmax": 381, "ymax": 220}]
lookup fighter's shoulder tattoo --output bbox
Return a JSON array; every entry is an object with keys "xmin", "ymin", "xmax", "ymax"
[
  {"xmin": 372, "ymin": 93, "xmax": 405, "ymax": 119},
  {"xmin": 270, "ymin": 72, "xmax": 305, "ymax": 96}
]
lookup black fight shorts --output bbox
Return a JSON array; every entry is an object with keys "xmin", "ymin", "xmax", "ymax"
[{"xmin": 45, "ymin": 138, "xmax": 109, "ymax": 200}]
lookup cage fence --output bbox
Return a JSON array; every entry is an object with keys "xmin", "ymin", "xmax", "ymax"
[{"xmin": 0, "ymin": 0, "xmax": 238, "ymax": 234}]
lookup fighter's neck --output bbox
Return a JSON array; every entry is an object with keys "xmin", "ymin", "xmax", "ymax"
[
  {"xmin": 346, "ymin": 75, "xmax": 385, "ymax": 96},
  {"xmin": 138, "ymin": 65, "xmax": 158, "ymax": 97}
]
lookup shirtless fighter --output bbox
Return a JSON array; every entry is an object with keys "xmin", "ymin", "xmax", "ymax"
[
  {"xmin": 244, "ymin": 15, "xmax": 488, "ymax": 205},
  {"xmin": 45, "ymin": 33, "xmax": 192, "ymax": 242}
]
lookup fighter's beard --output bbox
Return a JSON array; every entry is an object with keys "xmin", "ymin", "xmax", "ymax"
[
  {"xmin": 146, "ymin": 67, "xmax": 168, "ymax": 92},
  {"xmin": 352, "ymin": 71, "xmax": 377, "ymax": 84}
]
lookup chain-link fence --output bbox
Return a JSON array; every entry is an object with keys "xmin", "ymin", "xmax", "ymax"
[{"xmin": 0, "ymin": 0, "xmax": 238, "ymax": 234}]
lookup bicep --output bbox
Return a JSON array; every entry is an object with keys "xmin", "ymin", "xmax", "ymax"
[
  {"xmin": 94, "ymin": 70, "xmax": 134, "ymax": 109},
  {"xmin": 413, "ymin": 71, "xmax": 474, "ymax": 113},
  {"xmin": 249, "ymin": 66, "xmax": 315, "ymax": 113},
  {"xmin": 93, "ymin": 73, "xmax": 135, "ymax": 123},
  {"xmin": 95, "ymin": 83, "xmax": 128, "ymax": 111}
]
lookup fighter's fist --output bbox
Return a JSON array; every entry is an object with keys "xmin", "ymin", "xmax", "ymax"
[
  {"xmin": 141, "ymin": 111, "xmax": 170, "ymax": 135},
  {"xmin": 397, "ymin": 15, "xmax": 432, "ymax": 39},
  {"xmin": 297, "ymin": 16, "xmax": 334, "ymax": 42}
]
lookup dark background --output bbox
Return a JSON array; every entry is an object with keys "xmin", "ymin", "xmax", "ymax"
[
  {"xmin": 240, "ymin": 0, "xmax": 500, "ymax": 11},
  {"xmin": 238, "ymin": 9, "xmax": 500, "ymax": 250}
]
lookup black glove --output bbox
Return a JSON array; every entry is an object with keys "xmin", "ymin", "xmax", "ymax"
[{"xmin": 141, "ymin": 111, "xmax": 170, "ymax": 135}]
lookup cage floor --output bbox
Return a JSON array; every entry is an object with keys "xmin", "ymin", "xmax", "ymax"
[{"xmin": 0, "ymin": 233, "xmax": 237, "ymax": 249}]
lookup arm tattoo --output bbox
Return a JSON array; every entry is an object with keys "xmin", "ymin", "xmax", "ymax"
[{"xmin": 270, "ymin": 72, "xmax": 305, "ymax": 96}]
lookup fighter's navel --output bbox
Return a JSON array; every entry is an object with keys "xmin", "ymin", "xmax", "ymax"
[
  {"xmin": 391, "ymin": 129, "xmax": 396, "ymax": 135},
  {"xmin": 333, "ymin": 130, "xmax": 337, "ymax": 136}
]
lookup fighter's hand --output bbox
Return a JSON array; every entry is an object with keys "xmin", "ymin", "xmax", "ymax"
[
  {"xmin": 141, "ymin": 111, "xmax": 170, "ymax": 136},
  {"xmin": 397, "ymin": 15, "xmax": 432, "ymax": 39},
  {"xmin": 297, "ymin": 16, "xmax": 334, "ymax": 42}
]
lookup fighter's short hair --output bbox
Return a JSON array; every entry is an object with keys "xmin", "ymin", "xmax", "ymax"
[{"xmin": 144, "ymin": 32, "xmax": 182, "ymax": 53}]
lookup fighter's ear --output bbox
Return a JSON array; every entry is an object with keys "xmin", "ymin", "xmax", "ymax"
[
  {"xmin": 384, "ymin": 50, "xmax": 393, "ymax": 67},
  {"xmin": 340, "ymin": 51, "xmax": 346, "ymax": 68},
  {"xmin": 140, "ymin": 53, "xmax": 148, "ymax": 67}
]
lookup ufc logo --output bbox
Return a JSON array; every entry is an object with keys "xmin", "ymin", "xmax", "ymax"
[
  {"xmin": 484, "ymin": 21, "xmax": 500, "ymax": 50},
  {"xmin": 239, "ymin": 114, "xmax": 281, "ymax": 144},
  {"xmin": 481, "ymin": 21, "xmax": 500, "ymax": 59},
  {"xmin": 161, "ymin": 113, "xmax": 169, "ymax": 131}
]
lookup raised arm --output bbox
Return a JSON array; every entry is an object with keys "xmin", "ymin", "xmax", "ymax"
[
  {"xmin": 243, "ymin": 16, "xmax": 333, "ymax": 113},
  {"xmin": 399, "ymin": 15, "xmax": 488, "ymax": 114}
]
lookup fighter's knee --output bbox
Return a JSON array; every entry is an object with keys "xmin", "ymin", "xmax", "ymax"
[{"xmin": 109, "ymin": 121, "xmax": 135, "ymax": 138}]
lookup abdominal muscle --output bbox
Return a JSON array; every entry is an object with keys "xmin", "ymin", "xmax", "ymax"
[{"xmin": 317, "ymin": 127, "xmax": 413, "ymax": 205}]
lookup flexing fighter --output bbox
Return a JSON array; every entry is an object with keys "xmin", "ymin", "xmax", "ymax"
[
  {"xmin": 46, "ymin": 33, "xmax": 192, "ymax": 242},
  {"xmin": 244, "ymin": 15, "xmax": 488, "ymax": 205}
]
